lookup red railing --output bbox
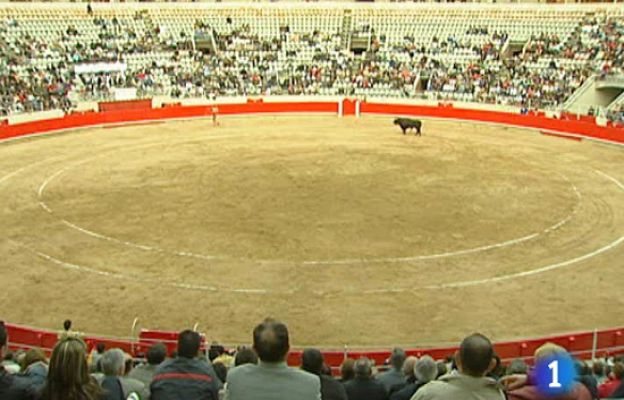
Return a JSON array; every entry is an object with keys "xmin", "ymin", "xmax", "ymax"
[{"xmin": 6, "ymin": 322, "xmax": 624, "ymax": 368}]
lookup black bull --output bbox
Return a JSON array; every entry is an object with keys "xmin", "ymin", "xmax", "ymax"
[{"xmin": 393, "ymin": 118, "xmax": 422, "ymax": 135}]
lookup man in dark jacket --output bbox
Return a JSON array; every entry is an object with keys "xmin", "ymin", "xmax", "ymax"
[
  {"xmin": 377, "ymin": 349, "xmax": 407, "ymax": 393},
  {"xmin": 301, "ymin": 348, "xmax": 347, "ymax": 400},
  {"xmin": 0, "ymin": 321, "xmax": 33, "ymax": 400},
  {"xmin": 129, "ymin": 342, "xmax": 167, "ymax": 387},
  {"xmin": 150, "ymin": 330, "xmax": 222, "ymax": 400},
  {"xmin": 344, "ymin": 357, "xmax": 388, "ymax": 400}
]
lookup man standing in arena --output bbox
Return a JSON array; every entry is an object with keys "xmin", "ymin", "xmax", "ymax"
[
  {"xmin": 212, "ymin": 105, "xmax": 219, "ymax": 127},
  {"xmin": 225, "ymin": 318, "xmax": 321, "ymax": 400}
]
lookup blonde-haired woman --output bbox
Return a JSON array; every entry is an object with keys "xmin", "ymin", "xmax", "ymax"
[{"xmin": 40, "ymin": 337, "xmax": 103, "ymax": 400}]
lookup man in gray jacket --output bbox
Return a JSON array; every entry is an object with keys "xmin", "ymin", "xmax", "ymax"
[
  {"xmin": 411, "ymin": 333, "xmax": 506, "ymax": 400},
  {"xmin": 225, "ymin": 318, "xmax": 321, "ymax": 400}
]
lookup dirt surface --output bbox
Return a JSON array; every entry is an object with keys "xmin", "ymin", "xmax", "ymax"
[{"xmin": 0, "ymin": 115, "xmax": 623, "ymax": 348}]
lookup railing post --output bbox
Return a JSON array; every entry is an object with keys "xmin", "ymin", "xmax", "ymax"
[
  {"xmin": 130, "ymin": 317, "xmax": 140, "ymax": 356},
  {"xmin": 591, "ymin": 328, "xmax": 598, "ymax": 361}
]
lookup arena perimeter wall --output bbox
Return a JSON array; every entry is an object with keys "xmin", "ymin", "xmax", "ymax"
[
  {"xmin": 0, "ymin": 98, "xmax": 622, "ymax": 144},
  {"xmin": 2, "ymin": 98, "xmax": 623, "ymax": 367}
]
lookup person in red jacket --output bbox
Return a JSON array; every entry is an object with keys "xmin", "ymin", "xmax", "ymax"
[{"xmin": 598, "ymin": 362, "xmax": 623, "ymax": 399}]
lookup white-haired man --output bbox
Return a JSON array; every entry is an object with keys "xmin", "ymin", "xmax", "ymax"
[
  {"xmin": 391, "ymin": 355, "xmax": 437, "ymax": 400},
  {"xmin": 95, "ymin": 348, "xmax": 149, "ymax": 399}
]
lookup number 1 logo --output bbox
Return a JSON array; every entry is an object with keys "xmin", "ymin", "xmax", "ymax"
[{"xmin": 548, "ymin": 360, "xmax": 562, "ymax": 388}]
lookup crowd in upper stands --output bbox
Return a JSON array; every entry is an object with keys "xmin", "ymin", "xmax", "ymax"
[
  {"xmin": 2, "ymin": 319, "xmax": 624, "ymax": 400},
  {"xmin": 0, "ymin": 6, "xmax": 623, "ymax": 120}
]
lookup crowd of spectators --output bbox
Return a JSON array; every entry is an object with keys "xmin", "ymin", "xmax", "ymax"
[
  {"xmin": 2, "ymin": 319, "xmax": 624, "ymax": 400},
  {"xmin": 0, "ymin": 8, "xmax": 623, "ymax": 117}
]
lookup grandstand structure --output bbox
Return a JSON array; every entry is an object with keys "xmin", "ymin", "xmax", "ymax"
[
  {"xmin": 1, "ymin": 1, "xmax": 624, "ymax": 377},
  {"xmin": 0, "ymin": 3, "xmax": 623, "ymax": 113}
]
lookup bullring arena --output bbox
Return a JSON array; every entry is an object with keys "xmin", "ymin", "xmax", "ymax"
[
  {"xmin": 1, "ymin": 100, "xmax": 623, "ymax": 350},
  {"xmin": 2, "ymin": 1, "xmax": 624, "ymax": 379}
]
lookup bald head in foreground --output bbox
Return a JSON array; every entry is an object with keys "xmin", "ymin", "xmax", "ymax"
[
  {"xmin": 224, "ymin": 318, "xmax": 321, "ymax": 400},
  {"xmin": 411, "ymin": 333, "xmax": 505, "ymax": 400}
]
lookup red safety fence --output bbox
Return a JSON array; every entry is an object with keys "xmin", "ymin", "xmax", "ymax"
[
  {"xmin": 98, "ymin": 99, "xmax": 152, "ymax": 112},
  {"xmin": 0, "ymin": 100, "xmax": 622, "ymax": 144},
  {"xmin": 360, "ymin": 102, "xmax": 624, "ymax": 144},
  {"xmin": 5, "ymin": 322, "xmax": 624, "ymax": 369}
]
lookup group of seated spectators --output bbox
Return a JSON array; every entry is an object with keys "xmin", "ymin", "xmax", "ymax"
[
  {"xmin": 2, "ymin": 319, "xmax": 624, "ymax": 400},
  {"xmin": 0, "ymin": 8, "xmax": 623, "ymax": 117}
]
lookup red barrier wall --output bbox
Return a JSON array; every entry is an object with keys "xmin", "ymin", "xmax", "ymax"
[
  {"xmin": 1, "ymin": 101, "xmax": 621, "ymax": 145},
  {"xmin": 0, "ymin": 101, "xmax": 340, "ymax": 141},
  {"xmin": 6, "ymin": 322, "xmax": 624, "ymax": 369},
  {"xmin": 2, "ymin": 99, "xmax": 623, "ymax": 367},
  {"xmin": 342, "ymin": 98, "xmax": 357, "ymax": 116},
  {"xmin": 99, "ymin": 99, "xmax": 152, "ymax": 112},
  {"xmin": 361, "ymin": 103, "xmax": 624, "ymax": 144}
]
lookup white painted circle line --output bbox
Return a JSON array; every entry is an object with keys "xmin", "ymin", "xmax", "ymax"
[
  {"xmin": 33, "ymin": 137, "xmax": 233, "ymax": 260},
  {"xmin": 0, "ymin": 158, "xmax": 53, "ymax": 186},
  {"xmin": 9, "ymin": 165, "xmax": 624, "ymax": 294},
  {"xmin": 34, "ymin": 138, "xmax": 582, "ymax": 266},
  {"xmin": 424, "ymin": 236, "xmax": 624, "ymax": 289},
  {"xmin": 13, "ymin": 231, "xmax": 624, "ymax": 294},
  {"xmin": 9, "ymin": 240, "xmax": 271, "ymax": 295},
  {"xmin": 417, "ymin": 169, "xmax": 624, "ymax": 290},
  {"xmin": 596, "ymin": 170, "xmax": 624, "ymax": 191}
]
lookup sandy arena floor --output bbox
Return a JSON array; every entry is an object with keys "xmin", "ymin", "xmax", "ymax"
[{"xmin": 0, "ymin": 114, "xmax": 623, "ymax": 348}]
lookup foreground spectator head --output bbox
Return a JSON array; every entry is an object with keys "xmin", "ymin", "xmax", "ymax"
[
  {"xmin": 341, "ymin": 358, "xmax": 355, "ymax": 381},
  {"xmin": 147, "ymin": 342, "xmax": 167, "ymax": 365},
  {"xmin": 42, "ymin": 337, "xmax": 102, "ymax": 400},
  {"xmin": 301, "ymin": 348, "xmax": 324, "ymax": 375},
  {"xmin": 101, "ymin": 348, "xmax": 125, "ymax": 376},
  {"xmin": 389, "ymin": 348, "xmax": 407, "ymax": 371},
  {"xmin": 354, "ymin": 357, "xmax": 373, "ymax": 379},
  {"xmin": 414, "ymin": 355, "xmax": 437, "ymax": 383},
  {"xmin": 21, "ymin": 348, "xmax": 47, "ymax": 371},
  {"xmin": 436, "ymin": 361, "xmax": 448, "ymax": 378},
  {"xmin": 575, "ymin": 360, "xmax": 591, "ymax": 377},
  {"xmin": 178, "ymin": 330, "xmax": 202, "ymax": 359},
  {"xmin": 506, "ymin": 359, "xmax": 528, "ymax": 375},
  {"xmin": 612, "ymin": 362, "xmax": 624, "ymax": 380},
  {"xmin": 457, "ymin": 333, "xmax": 495, "ymax": 377},
  {"xmin": 344, "ymin": 357, "xmax": 387, "ymax": 400},
  {"xmin": 252, "ymin": 318, "xmax": 289, "ymax": 363},
  {"xmin": 234, "ymin": 347, "xmax": 258, "ymax": 366},
  {"xmin": 0, "ymin": 321, "xmax": 7, "ymax": 358},
  {"xmin": 489, "ymin": 353, "xmax": 505, "ymax": 378},
  {"xmin": 209, "ymin": 343, "xmax": 226, "ymax": 361},
  {"xmin": 507, "ymin": 342, "xmax": 592, "ymax": 400},
  {"xmin": 402, "ymin": 356, "xmax": 418, "ymax": 378},
  {"xmin": 592, "ymin": 361, "xmax": 604, "ymax": 377},
  {"xmin": 535, "ymin": 342, "xmax": 567, "ymax": 361},
  {"xmin": 213, "ymin": 361, "xmax": 228, "ymax": 383}
]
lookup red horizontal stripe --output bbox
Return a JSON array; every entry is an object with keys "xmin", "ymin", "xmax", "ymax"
[{"xmin": 153, "ymin": 372, "xmax": 213, "ymax": 382}]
